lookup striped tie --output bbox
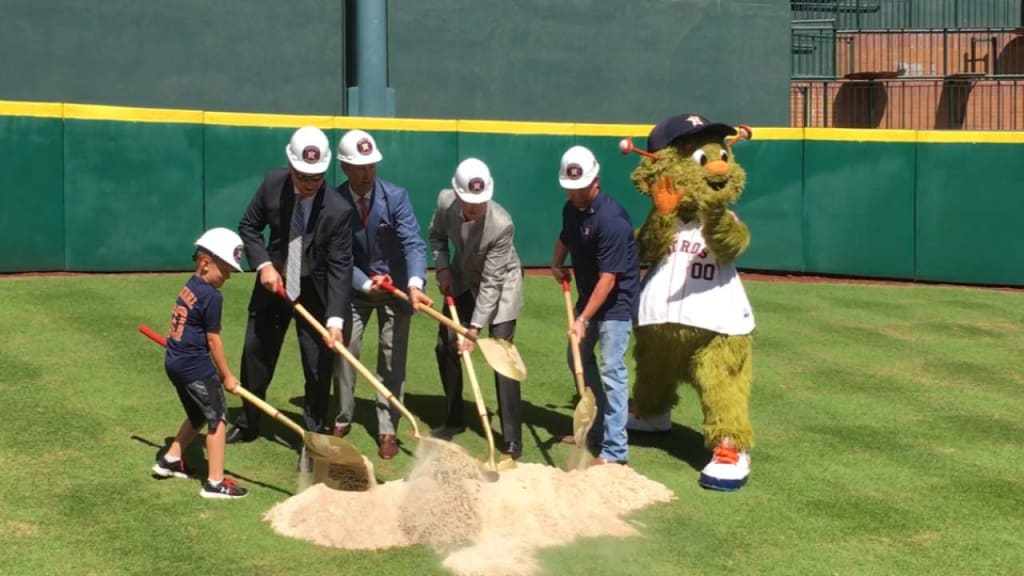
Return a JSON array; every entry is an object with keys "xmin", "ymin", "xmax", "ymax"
[{"xmin": 286, "ymin": 200, "xmax": 304, "ymax": 301}]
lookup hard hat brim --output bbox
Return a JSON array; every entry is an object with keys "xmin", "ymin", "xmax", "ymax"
[{"xmin": 337, "ymin": 149, "xmax": 383, "ymax": 166}]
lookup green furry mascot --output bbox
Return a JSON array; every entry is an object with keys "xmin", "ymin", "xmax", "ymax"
[{"xmin": 624, "ymin": 113, "xmax": 755, "ymax": 491}]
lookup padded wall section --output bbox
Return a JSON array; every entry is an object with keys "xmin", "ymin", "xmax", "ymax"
[
  {"xmin": 63, "ymin": 120, "xmax": 203, "ymax": 271},
  {"xmin": 0, "ymin": 116, "xmax": 64, "ymax": 272},
  {"xmin": 802, "ymin": 140, "xmax": 916, "ymax": 279},
  {"xmin": 915, "ymin": 142, "xmax": 1024, "ymax": 285}
]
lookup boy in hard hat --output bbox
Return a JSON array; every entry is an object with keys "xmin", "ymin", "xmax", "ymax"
[
  {"xmin": 428, "ymin": 158, "xmax": 524, "ymax": 460},
  {"xmin": 152, "ymin": 227, "xmax": 249, "ymax": 499},
  {"xmin": 550, "ymin": 145, "xmax": 640, "ymax": 466}
]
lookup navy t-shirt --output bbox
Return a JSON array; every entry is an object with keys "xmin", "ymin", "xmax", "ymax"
[
  {"xmin": 164, "ymin": 275, "xmax": 223, "ymax": 383},
  {"xmin": 559, "ymin": 191, "xmax": 639, "ymax": 322}
]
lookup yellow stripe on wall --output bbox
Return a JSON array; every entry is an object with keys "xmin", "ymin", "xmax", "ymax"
[
  {"xmin": 63, "ymin": 103, "xmax": 204, "ymax": 124},
  {"xmin": 804, "ymin": 128, "xmax": 918, "ymax": 143},
  {"xmin": 204, "ymin": 112, "xmax": 333, "ymax": 129},
  {"xmin": 1, "ymin": 99, "xmax": 1022, "ymax": 143},
  {"xmin": 0, "ymin": 100, "xmax": 63, "ymax": 118}
]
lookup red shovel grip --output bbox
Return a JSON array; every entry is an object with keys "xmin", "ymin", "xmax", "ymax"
[{"xmin": 138, "ymin": 324, "xmax": 167, "ymax": 347}]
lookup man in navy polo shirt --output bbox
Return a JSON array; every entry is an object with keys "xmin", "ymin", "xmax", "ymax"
[{"xmin": 550, "ymin": 145, "xmax": 639, "ymax": 466}]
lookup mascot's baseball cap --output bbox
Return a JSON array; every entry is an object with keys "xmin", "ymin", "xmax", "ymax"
[
  {"xmin": 285, "ymin": 126, "xmax": 331, "ymax": 174},
  {"xmin": 646, "ymin": 114, "xmax": 737, "ymax": 153}
]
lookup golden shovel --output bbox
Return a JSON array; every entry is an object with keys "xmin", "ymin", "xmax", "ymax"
[
  {"xmin": 273, "ymin": 285, "xmax": 499, "ymax": 482},
  {"xmin": 561, "ymin": 279, "xmax": 597, "ymax": 470},
  {"xmin": 377, "ymin": 279, "xmax": 528, "ymax": 383},
  {"xmin": 445, "ymin": 294, "xmax": 514, "ymax": 479}
]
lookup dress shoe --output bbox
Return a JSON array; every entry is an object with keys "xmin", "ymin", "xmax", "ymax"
[
  {"xmin": 502, "ymin": 441, "xmax": 522, "ymax": 461},
  {"xmin": 430, "ymin": 425, "xmax": 466, "ymax": 441},
  {"xmin": 225, "ymin": 426, "xmax": 259, "ymax": 445},
  {"xmin": 332, "ymin": 422, "xmax": 351, "ymax": 438},
  {"xmin": 378, "ymin": 434, "xmax": 399, "ymax": 460}
]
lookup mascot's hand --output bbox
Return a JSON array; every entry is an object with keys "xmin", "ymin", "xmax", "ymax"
[{"xmin": 652, "ymin": 175, "xmax": 684, "ymax": 215}]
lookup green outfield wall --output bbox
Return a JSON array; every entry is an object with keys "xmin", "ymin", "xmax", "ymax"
[{"xmin": 2, "ymin": 101, "xmax": 1022, "ymax": 286}]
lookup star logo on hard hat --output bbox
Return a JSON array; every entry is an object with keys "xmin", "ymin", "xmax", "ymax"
[
  {"xmin": 301, "ymin": 146, "xmax": 321, "ymax": 164},
  {"xmin": 233, "ymin": 246, "xmax": 243, "ymax": 264},
  {"xmin": 468, "ymin": 177, "xmax": 485, "ymax": 193},
  {"xmin": 357, "ymin": 139, "xmax": 373, "ymax": 155},
  {"xmin": 566, "ymin": 163, "xmax": 583, "ymax": 180},
  {"xmin": 686, "ymin": 115, "xmax": 704, "ymax": 127}
]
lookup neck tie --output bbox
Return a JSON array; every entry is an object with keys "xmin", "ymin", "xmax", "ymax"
[
  {"xmin": 286, "ymin": 199, "xmax": 304, "ymax": 301},
  {"xmin": 358, "ymin": 194, "xmax": 370, "ymax": 229}
]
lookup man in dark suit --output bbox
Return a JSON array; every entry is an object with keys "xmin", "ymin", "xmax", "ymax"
[
  {"xmin": 227, "ymin": 126, "xmax": 354, "ymax": 444},
  {"xmin": 331, "ymin": 129, "xmax": 431, "ymax": 460},
  {"xmin": 429, "ymin": 158, "xmax": 524, "ymax": 460}
]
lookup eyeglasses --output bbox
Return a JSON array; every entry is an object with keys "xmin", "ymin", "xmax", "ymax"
[{"xmin": 293, "ymin": 171, "xmax": 324, "ymax": 183}]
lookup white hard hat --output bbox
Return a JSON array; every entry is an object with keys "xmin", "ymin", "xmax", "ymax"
[
  {"xmin": 337, "ymin": 129, "xmax": 383, "ymax": 165},
  {"xmin": 195, "ymin": 227, "xmax": 244, "ymax": 272},
  {"xmin": 285, "ymin": 126, "xmax": 331, "ymax": 175},
  {"xmin": 451, "ymin": 158, "xmax": 494, "ymax": 204},
  {"xmin": 558, "ymin": 145, "xmax": 600, "ymax": 189}
]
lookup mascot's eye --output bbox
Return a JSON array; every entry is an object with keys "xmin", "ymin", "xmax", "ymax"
[
  {"xmin": 691, "ymin": 149, "xmax": 708, "ymax": 166},
  {"xmin": 720, "ymin": 149, "xmax": 729, "ymax": 162}
]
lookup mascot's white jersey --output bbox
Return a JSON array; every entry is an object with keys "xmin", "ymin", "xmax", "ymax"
[{"xmin": 637, "ymin": 217, "xmax": 755, "ymax": 335}]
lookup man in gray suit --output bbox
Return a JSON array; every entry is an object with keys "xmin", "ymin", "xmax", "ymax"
[{"xmin": 429, "ymin": 158, "xmax": 524, "ymax": 460}]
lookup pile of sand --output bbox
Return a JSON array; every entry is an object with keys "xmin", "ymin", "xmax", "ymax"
[{"xmin": 264, "ymin": 446, "xmax": 676, "ymax": 576}]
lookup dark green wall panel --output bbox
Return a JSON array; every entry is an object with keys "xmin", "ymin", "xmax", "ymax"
[
  {"xmin": 0, "ymin": 0, "xmax": 345, "ymax": 115},
  {"xmin": 802, "ymin": 141, "xmax": 916, "ymax": 279},
  {"xmin": 369, "ymin": 130, "xmax": 458, "ymax": 247},
  {"xmin": 0, "ymin": 116, "xmax": 64, "ymax": 272},
  {"xmin": 457, "ymin": 133, "xmax": 575, "ymax": 266},
  {"xmin": 389, "ymin": 0, "xmax": 791, "ymax": 126},
  {"xmin": 915, "ymin": 143, "xmax": 1024, "ymax": 285},
  {"xmin": 64, "ymin": 120, "xmax": 203, "ymax": 271},
  {"xmin": 734, "ymin": 140, "xmax": 805, "ymax": 272}
]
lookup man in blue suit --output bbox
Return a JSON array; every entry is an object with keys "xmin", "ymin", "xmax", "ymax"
[{"xmin": 331, "ymin": 129, "xmax": 431, "ymax": 459}]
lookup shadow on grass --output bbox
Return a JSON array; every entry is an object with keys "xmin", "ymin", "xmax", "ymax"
[
  {"xmin": 630, "ymin": 424, "xmax": 711, "ymax": 473},
  {"xmin": 130, "ymin": 434, "xmax": 294, "ymax": 496}
]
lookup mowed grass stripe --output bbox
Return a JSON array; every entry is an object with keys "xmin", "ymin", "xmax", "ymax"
[{"xmin": 0, "ymin": 273, "xmax": 1022, "ymax": 575}]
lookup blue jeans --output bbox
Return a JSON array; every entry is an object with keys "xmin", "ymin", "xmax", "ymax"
[{"xmin": 566, "ymin": 319, "xmax": 631, "ymax": 462}]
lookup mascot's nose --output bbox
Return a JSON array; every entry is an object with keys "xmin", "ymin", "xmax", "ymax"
[{"xmin": 705, "ymin": 159, "xmax": 729, "ymax": 176}]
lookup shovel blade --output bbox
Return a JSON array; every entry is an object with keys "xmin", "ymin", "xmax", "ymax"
[
  {"xmin": 304, "ymin": 432, "xmax": 373, "ymax": 491},
  {"xmin": 477, "ymin": 338, "xmax": 528, "ymax": 382},
  {"xmin": 571, "ymin": 389, "xmax": 598, "ymax": 447}
]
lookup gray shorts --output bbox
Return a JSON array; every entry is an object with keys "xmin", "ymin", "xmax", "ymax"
[{"xmin": 173, "ymin": 377, "xmax": 227, "ymax": 431}]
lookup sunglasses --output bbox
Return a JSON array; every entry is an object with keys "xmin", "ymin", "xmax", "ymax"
[{"xmin": 293, "ymin": 170, "xmax": 325, "ymax": 183}]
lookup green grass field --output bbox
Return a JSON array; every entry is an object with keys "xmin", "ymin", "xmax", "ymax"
[{"xmin": 1, "ymin": 273, "xmax": 1022, "ymax": 576}]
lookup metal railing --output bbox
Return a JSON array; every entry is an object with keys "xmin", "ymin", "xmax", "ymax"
[
  {"xmin": 791, "ymin": 78, "xmax": 1024, "ymax": 129},
  {"xmin": 791, "ymin": 0, "xmax": 1021, "ymax": 31},
  {"xmin": 794, "ymin": 28, "xmax": 1024, "ymax": 78}
]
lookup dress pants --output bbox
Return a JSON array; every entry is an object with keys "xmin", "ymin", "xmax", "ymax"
[
  {"xmin": 435, "ymin": 290, "xmax": 521, "ymax": 445},
  {"xmin": 331, "ymin": 293, "xmax": 411, "ymax": 436},
  {"xmin": 236, "ymin": 276, "xmax": 333, "ymax": 434}
]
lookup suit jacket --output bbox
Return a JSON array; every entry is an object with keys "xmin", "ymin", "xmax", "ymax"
[
  {"xmin": 238, "ymin": 168, "xmax": 354, "ymax": 321},
  {"xmin": 428, "ymin": 189, "xmax": 522, "ymax": 327},
  {"xmin": 336, "ymin": 178, "xmax": 427, "ymax": 297}
]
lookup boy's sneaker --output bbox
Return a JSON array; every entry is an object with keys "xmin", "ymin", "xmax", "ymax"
[
  {"xmin": 200, "ymin": 477, "xmax": 249, "ymax": 500},
  {"xmin": 151, "ymin": 457, "xmax": 197, "ymax": 479},
  {"xmin": 698, "ymin": 438, "xmax": 751, "ymax": 492}
]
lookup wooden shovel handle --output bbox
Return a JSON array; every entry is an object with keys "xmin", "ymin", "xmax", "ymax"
[
  {"xmin": 560, "ymin": 281, "xmax": 586, "ymax": 396},
  {"xmin": 275, "ymin": 285, "xmax": 421, "ymax": 437},
  {"xmin": 379, "ymin": 278, "xmax": 476, "ymax": 340}
]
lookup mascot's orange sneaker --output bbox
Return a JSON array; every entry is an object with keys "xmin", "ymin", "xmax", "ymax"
[{"xmin": 698, "ymin": 437, "xmax": 750, "ymax": 491}]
